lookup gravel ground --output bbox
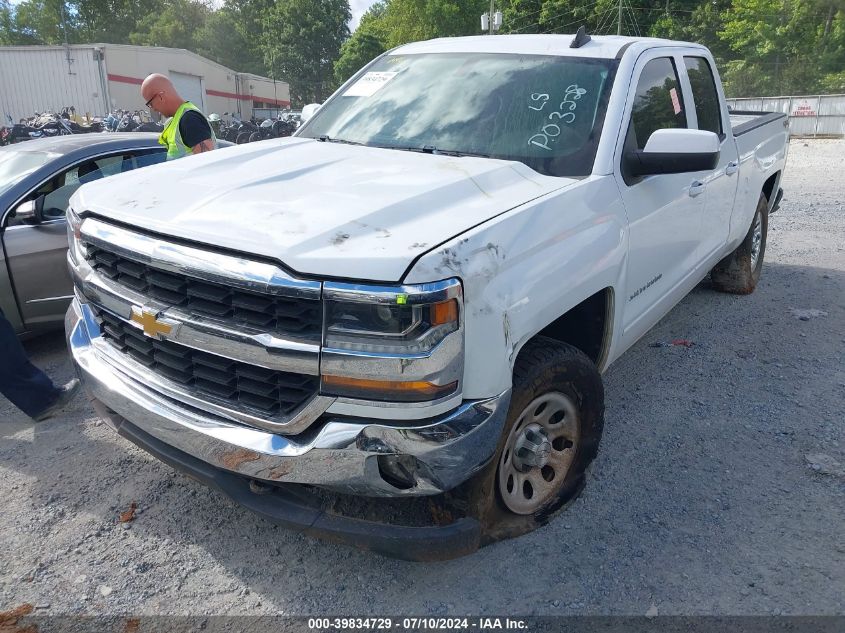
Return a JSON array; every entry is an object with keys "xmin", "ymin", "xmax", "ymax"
[{"xmin": 1, "ymin": 138, "xmax": 843, "ymax": 617}]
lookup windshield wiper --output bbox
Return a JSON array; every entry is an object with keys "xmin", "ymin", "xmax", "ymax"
[
  {"xmin": 316, "ymin": 137, "xmax": 492, "ymax": 159},
  {"xmin": 432, "ymin": 148, "xmax": 493, "ymax": 159},
  {"xmin": 399, "ymin": 145, "xmax": 492, "ymax": 159},
  {"xmin": 316, "ymin": 135, "xmax": 367, "ymax": 146}
]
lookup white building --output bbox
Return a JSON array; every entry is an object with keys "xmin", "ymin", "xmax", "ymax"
[{"xmin": 0, "ymin": 43, "xmax": 290, "ymax": 122}]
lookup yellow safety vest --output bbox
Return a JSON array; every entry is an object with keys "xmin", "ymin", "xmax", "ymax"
[{"xmin": 158, "ymin": 101, "xmax": 218, "ymax": 160}]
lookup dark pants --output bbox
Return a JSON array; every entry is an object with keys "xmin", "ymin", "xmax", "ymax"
[{"xmin": 0, "ymin": 309, "xmax": 60, "ymax": 418}]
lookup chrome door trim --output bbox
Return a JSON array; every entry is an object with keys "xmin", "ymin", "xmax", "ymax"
[{"xmin": 26, "ymin": 294, "xmax": 74, "ymax": 304}]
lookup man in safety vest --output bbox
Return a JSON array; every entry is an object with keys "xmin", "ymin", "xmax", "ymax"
[{"xmin": 140, "ymin": 73, "xmax": 218, "ymax": 159}]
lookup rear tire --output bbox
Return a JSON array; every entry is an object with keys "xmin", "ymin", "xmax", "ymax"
[
  {"xmin": 711, "ymin": 193, "xmax": 768, "ymax": 294},
  {"xmin": 455, "ymin": 338, "xmax": 605, "ymax": 542}
]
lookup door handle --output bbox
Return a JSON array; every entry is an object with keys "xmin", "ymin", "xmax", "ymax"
[
  {"xmin": 725, "ymin": 161, "xmax": 739, "ymax": 176},
  {"xmin": 689, "ymin": 181, "xmax": 706, "ymax": 197}
]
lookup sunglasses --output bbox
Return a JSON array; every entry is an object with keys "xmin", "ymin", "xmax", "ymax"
[{"xmin": 145, "ymin": 92, "xmax": 162, "ymax": 108}]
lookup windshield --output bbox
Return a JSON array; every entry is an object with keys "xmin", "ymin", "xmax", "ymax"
[
  {"xmin": 0, "ymin": 150, "xmax": 56, "ymax": 196},
  {"xmin": 301, "ymin": 53, "xmax": 617, "ymax": 178}
]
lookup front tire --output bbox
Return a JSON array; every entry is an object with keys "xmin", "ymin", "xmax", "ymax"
[
  {"xmin": 456, "ymin": 338, "xmax": 605, "ymax": 541},
  {"xmin": 711, "ymin": 192, "xmax": 769, "ymax": 294}
]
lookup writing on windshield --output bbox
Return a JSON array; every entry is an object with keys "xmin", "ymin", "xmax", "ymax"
[{"xmin": 302, "ymin": 53, "xmax": 617, "ymax": 178}]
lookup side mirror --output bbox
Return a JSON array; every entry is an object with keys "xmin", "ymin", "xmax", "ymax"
[
  {"xmin": 13, "ymin": 196, "xmax": 45, "ymax": 224},
  {"xmin": 301, "ymin": 103, "xmax": 321, "ymax": 124},
  {"xmin": 625, "ymin": 129, "xmax": 720, "ymax": 177}
]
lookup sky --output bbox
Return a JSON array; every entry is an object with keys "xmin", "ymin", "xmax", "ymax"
[{"xmin": 350, "ymin": 0, "xmax": 379, "ymax": 31}]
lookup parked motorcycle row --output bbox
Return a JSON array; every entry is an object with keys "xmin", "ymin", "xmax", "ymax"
[
  {"xmin": 102, "ymin": 109, "xmax": 164, "ymax": 134},
  {"xmin": 213, "ymin": 111, "xmax": 301, "ymax": 144},
  {"xmin": 0, "ymin": 107, "xmax": 106, "ymax": 145},
  {"xmin": 1, "ymin": 107, "xmax": 303, "ymax": 146}
]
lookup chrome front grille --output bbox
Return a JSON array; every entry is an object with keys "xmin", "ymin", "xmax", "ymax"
[
  {"xmin": 84, "ymin": 243, "xmax": 322, "ymax": 341},
  {"xmin": 74, "ymin": 217, "xmax": 331, "ymax": 432},
  {"xmin": 96, "ymin": 309, "xmax": 318, "ymax": 417}
]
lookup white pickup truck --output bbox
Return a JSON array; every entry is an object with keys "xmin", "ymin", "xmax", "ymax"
[{"xmin": 65, "ymin": 33, "xmax": 787, "ymax": 560}]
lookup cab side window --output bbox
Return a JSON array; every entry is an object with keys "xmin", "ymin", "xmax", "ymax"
[
  {"xmin": 39, "ymin": 155, "xmax": 126, "ymax": 219},
  {"xmin": 629, "ymin": 57, "xmax": 687, "ymax": 150},
  {"xmin": 684, "ymin": 56, "xmax": 723, "ymax": 136}
]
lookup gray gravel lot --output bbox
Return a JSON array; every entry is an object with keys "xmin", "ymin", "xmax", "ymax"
[{"xmin": 1, "ymin": 138, "xmax": 843, "ymax": 617}]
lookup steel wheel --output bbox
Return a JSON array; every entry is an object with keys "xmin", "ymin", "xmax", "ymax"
[
  {"xmin": 750, "ymin": 209, "xmax": 763, "ymax": 270},
  {"xmin": 497, "ymin": 392, "xmax": 580, "ymax": 515}
]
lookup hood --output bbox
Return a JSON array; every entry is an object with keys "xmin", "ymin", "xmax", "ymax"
[{"xmin": 71, "ymin": 137, "xmax": 575, "ymax": 282}]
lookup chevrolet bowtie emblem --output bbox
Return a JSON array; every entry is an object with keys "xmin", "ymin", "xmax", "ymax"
[{"xmin": 130, "ymin": 306, "xmax": 173, "ymax": 339}]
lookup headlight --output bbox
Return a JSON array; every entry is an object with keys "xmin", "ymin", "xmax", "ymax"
[
  {"xmin": 325, "ymin": 296, "xmax": 458, "ymax": 354},
  {"xmin": 321, "ymin": 279, "xmax": 463, "ymax": 403}
]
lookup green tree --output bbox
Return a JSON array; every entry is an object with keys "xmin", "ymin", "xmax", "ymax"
[
  {"xmin": 75, "ymin": 0, "xmax": 157, "ymax": 43},
  {"xmin": 378, "ymin": 0, "xmax": 486, "ymax": 45},
  {"xmin": 0, "ymin": 0, "xmax": 14, "ymax": 44},
  {"xmin": 261, "ymin": 0, "xmax": 351, "ymax": 105},
  {"xmin": 196, "ymin": 5, "xmax": 265, "ymax": 74},
  {"xmin": 333, "ymin": 2, "xmax": 388, "ymax": 84},
  {"xmin": 129, "ymin": 0, "xmax": 211, "ymax": 50},
  {"xmin": 719, "ymin": 0, "xmax": 832, "ymax": 95},
  {"xmin": 10, "ymin": 0, "xmax": 75, "ymax": 44}
]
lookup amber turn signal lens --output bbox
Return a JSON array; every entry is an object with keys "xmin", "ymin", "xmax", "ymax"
[
  {"xmin": 321, "ymin": 375, "xmax": 458, "ymax": 402},
  {"xmin": 430, "ymin": 299, "xmax": 458, "ymax": 326}
]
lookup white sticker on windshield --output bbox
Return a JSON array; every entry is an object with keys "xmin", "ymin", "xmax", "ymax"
[{"xmin": 344, "ymin": 72, "xmax": 398, "ymax": 97}]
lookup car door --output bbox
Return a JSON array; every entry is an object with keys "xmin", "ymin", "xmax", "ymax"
[
  {"xmin": 2, "ymin": 148, "xmax": 166, "ymax": 331},
  {"xmin": 681, "ymin": 55, "xmax": 739, "ymax": 263},
  {"xmin": 616, "ymin": 52, "xmax": 711, "ymax": 343}
]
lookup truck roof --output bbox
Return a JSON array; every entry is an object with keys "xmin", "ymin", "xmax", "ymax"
[{"xmin": 392, "ymin": 34, "xmax": 706, "ymax": 60}]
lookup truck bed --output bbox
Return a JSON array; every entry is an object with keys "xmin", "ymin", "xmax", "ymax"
[{"xmin": 730, "ymin": 110, "xmax": 788, "ymax": 137}]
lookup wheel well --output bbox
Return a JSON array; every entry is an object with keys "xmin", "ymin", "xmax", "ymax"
[
  {"xmin": 534, "ymin": 288, "xmax": 611, "ymax": 365},
  {"xmin": 762, "ymin": 172, "xmax": 779, "ymax": 203}
]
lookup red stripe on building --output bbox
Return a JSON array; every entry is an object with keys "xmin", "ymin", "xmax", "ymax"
[
  {"xmin": 106, "ymin": 74, "xmax": 290, "ymax": 107},
  {"xmin": 108, "ymin": 73, "xmax": 144, "ymax": 85},
  {"xmin": 206, "ymin": 88, "xmax": 290, "ymax": 107}
]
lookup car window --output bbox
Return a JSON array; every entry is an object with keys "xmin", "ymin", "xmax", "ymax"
[
  {"xmin": 40, "ymin": 155, "xmax": 126, "ymax": 219},
  {"xmin": 629, "ymin": 57, "xmax": 687, "ymax": 150},
  {"xmin": 684, "ymin": 56, "xmax": 723, "ymax": 136},
  {"xmin": 131, "ymin": 150, "xmax": 167, "ymax": 169},
  {"xmin": 6, "ymin": 148, "xmax": 164, "ymax": 227},
  {"xmin": 0, "ymin": 150, "xmax": 58, "ymax": 197}
]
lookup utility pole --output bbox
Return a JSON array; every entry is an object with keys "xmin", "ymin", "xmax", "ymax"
[
  {"xmin": 617, "ymin": 0, "xmax": 623, "ymax": 36},
  {"xmin": 60, "ymin": 2, "xmax": 75, "ymax": 76},
  {"xmin": 481, "ymin": 1, "xmax": 502, "ymax": 34}
]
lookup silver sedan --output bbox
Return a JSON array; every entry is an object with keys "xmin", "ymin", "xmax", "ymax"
[{"xmin": 0, "ymin": 133, "xmax": 167, "ymax": 335}]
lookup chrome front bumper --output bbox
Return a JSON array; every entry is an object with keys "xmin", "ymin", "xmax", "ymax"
[{"xmin": 67, "ymin": 299, "xmax": 510, "ymax": 497}]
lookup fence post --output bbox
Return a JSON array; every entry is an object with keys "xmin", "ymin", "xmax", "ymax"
[{"xmin": 814, "ymin": 95, "xmax": 822, "ymax": 138}]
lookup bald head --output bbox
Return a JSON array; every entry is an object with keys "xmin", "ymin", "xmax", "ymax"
[{"xmin": 141, "ymin": 73, "xmax": 184, "ymax": 117}]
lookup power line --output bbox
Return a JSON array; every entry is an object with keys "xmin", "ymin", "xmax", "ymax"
[
  {"xmin": 592, "ymin": 7, "xmax": 612, "ymax": 35},
  {"xmin": 509, "ymin": 0, "xmax": 603, "ymax": 34},
  {"xmin": 592, "ymin": 6, "xmax": 618, "ymax": 36},
  {"xmin": 538, "ymin": 8, "xmax": 607, "ymax": 36},
  {"xmin": 625, "ymin": 1, "xmax": 641, "ymax": 36},
  {"xmin": 506, "ymin": 4, "xmax": 550, "ymax": 29}
]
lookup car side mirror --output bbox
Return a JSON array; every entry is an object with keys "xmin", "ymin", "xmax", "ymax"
[
  {"xmin": 301, "ymin": 103, "xmax": 321, "ymax": 124},
  {"xmin": 13, "ymin": 195, "xmax": 45, "ymax": 224},
  {"xmin": 625, "ymin": 129, "xmax": 720, "ymax": 177}
]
